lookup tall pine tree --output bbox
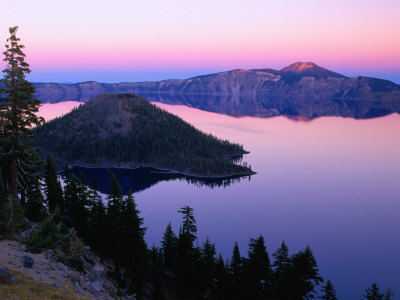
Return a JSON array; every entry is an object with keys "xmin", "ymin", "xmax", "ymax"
[
  {"xmin": 63, "ymin": 175, "xmax": 88, "ymax": 240},
  {"xmin": 161, "ymin": 222, "xmax": 177, "ymax": 272},
  {"xmin": 119, "ymin": 192, "xmax": 147, "ymax": 297},
  {"xmin": 0, "ymin": 26, "xmax": 44, "ymax": 203},
  {"xmin": 272, "ymin": 240, "xmax": 290, "ymax": 298},
  {"xmin": 88, "ymin": 176, "xmax": 107, "ymax": 252},
  {"xmin": 176, "ymin": 206, "xmax": 198, "ymax": 298},
  {"xmin": 289, "ymin": 246, "xmax": 323, "ymax": 299},
  {"xmin": 244, "ymin": 235, "xmax": 272, "ymax": 299},
  {"xmin": 230, "ymin": 241, "xmax": 244, "ymax": 300},
  {"xmin": 44, "ymin": 154, "xmax": 63, "ymax": 212}
]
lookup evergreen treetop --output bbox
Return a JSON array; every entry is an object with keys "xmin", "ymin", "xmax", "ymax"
[
  {"xmin": 178, "ymin": 205, "xmax": 197, "ymax": 242},
  {"xmin": 320, "ymin": 280, "xmax": 338, "ymax": 300},
  {"xmin": 363, "ymin": 283, "xmax": 384, "ymax": 300},
  {"xmin": 0, "ymin": 26, "xmax": 44, "ymax": 200}
]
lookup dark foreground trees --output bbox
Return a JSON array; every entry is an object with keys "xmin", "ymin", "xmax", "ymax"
[
  {"xmin": 362, "ymin": 283, "xmax": 394, "ymax": 300},
  {"xmin": 0, "ymin": 26, "xmax": 44, "ymax": 234},
  {"xmin": 156, "ymin": 205, "xmax": 325, "ymax": 300},
  {"xmin": 3, "ymin": 162, "xmax": 395, "ymax": 299}
]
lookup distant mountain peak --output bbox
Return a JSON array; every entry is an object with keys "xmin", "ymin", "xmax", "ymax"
[
  {"xmin": 280, "ymin": 62, "xmax": 346, "ymax": 78},
  {"xmin": 282, "ymin": 62, "xmax": 318, "ymax": 72},
  {"xmin": 231, "ymin": 69, "xmax": 247, "ymax": 73}
]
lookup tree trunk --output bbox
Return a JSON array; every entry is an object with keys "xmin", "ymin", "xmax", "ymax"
[{"xmin": 10, "ymin": 160, "xmax": 18, "ymax": 200}]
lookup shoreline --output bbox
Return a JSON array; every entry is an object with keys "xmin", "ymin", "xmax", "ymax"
[{"xmin": 60, "ymin": 163, "xmax": 257, "ymax": 180}]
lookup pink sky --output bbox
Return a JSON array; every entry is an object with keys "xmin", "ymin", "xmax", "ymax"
[{"xmin": 1, "ymin": 0, "xmax": 400, "ymax": 83}]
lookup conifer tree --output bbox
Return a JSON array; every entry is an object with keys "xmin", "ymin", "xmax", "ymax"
[
  {"xmin": 202, "ymin": 236, "xmax": 216, "ymax": 270},
  {"xmin": 106, "ymin": 170, "xmax": 124, "ymax": 218},
  {"xmin": 272, "ymin": 240, "xmax": 290, "ymax": 298},
  {"xmin": 44, "ymin": 154, "xmax": 63, "ymax": 212},
  {"xmin": 119, "ymin": 192, "xmax": 147, "ymax": 297},
  {"xmin": 88, "ymin": 177, "xmax": 107, "ymax": 252},
  {"xmin": 230, "ymin": 241, "xmax": 244, "ymax": 300},
  {"xmin": 200, "ymin": 236, "xmax": 217, "ymax": 294},
  {"xmin": 363, "ymin": 283, "xmax": 384, "ymax": 300},
  {"xmin": 178, "ymin": 205, "xmax": 197, "ymax": 242},
  {"xmin": 0, "ymin": 194, "xmax": 24, "ymax": 235},
  {"xmin": 63, "ymin": 175, "xmax": 88, "ymax": 239},
  {"xmin": 104, "ymin": 170, "xmax": 124, "ymax": 257},
  {"xmin": 383, "ymin": 288, "xmax": 394, "ymax": 300},
  {"xmin": 24, "ymin": 178, "xmax": 46, "ymax": 222},
  {"xmin": 161, "ymin": 222, "xmax": 177, "ymax": 272},
  {"xmin": 273, "ymin": 240, "xmax": 290, "ymax": 274},
  {"xmin": 176, "ymin": 206, "xmax": 198, "ymax": 298},
  {"xmin": 149, "ymin": 246, "xmax": 166, "ymax": 300},
  {"xmin": 320, "ymin": 280, "xmax": 338, "ymax": 300},
  {"xmin": 0, "ymin": 26, "xmax": 44, "ymax": 201},
  {"xmin": 244, "ymin": 235, "xmax": 272, "ymax": 299},
  {"xmin": 214, "ymin": 254, "xmax": 229, "ymax": 299},
  {"xmin": 289, "ymin": 246, "xmax": 323, "ymax": 299}
]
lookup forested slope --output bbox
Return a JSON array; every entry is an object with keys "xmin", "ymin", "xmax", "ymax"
[{"xmin": 34, "ymin": 93, "xmax": 253, "ymax": 176}]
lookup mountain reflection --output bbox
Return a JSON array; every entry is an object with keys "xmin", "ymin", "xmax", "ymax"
[
  {"xmin": 66, "ymin": 166, "xmax": 251, "ymax": 195},
  {"xmin": 137, "ymin": 92, "xmax": 398, "ymax": 119}
]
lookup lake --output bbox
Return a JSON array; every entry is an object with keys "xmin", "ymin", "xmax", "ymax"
[{"xmin": 39, "ymin": 101, "xmax": 400, "ymax": 299}]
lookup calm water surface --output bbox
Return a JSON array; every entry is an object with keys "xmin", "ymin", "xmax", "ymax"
[{"xmin": 39, "ymin": 101, "xmax": 400, "ymax": 299}]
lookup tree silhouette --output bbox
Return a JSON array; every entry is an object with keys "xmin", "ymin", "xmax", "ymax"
[
  {"xmin": 176, "ymin": 205, "xmax": 199, "ymax": 298},
  {"xmin": 87, "ymin": 177, "xmax": 107, "ymax": 252},
  {"xmin": 230, "ymin": 241, "xmax": 244, "ymax": 300},
  {"xmin": 161, "ymin": 222, "xmax": 177, "ymax": 272},
  {"xmin": 383, "ymin": 287, "xmax": 394, "ymax": 300},
  {"xmin": 272, "ymin": 240, "xmax": 291, "ymax": 298},
  {"xmin": 363, "ymin": 283, "xmax": 384, "ymax": 300},
  {"xmin": 0, "ymin": 26, "xmax": 44, "ymax": 202},
  {"xmin": 178, "ymin": 205, "xmax": 197, "ymax": 242},
  {"xmin": 289, "ymin": 246, "xmax": 323, "ymax": 299},
  {"xmin": 44, "ymin": 154, "xmax": 63, "ymax": 212},
  {"xmin": 320, "ymin": 280, "xmax": 338, "ymax": 300},
  {"xmin": 244, "ymin": 235, "xmax": 272, "ymax": 299}
]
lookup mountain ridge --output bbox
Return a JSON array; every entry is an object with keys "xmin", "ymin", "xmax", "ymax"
[{"xmin": 30, "ymin": 62, "xmax": 400, "ymax": 119}]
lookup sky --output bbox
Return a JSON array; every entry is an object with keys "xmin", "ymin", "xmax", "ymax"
[{"xmin": 0, "ymin": 0, "xmax": 399, "ymax": 83}]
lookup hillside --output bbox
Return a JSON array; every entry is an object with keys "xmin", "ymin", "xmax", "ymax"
[
  {"xmin": 31, "ymin": 62, "xmax": 400, "ymax": 119},
  {"xmin": 33, "ymin": 93, "xmax": 253, "ymax": 176},
  {"xmin": 0, "ymin": 240, "xmax": 115, "ymax": 299}
]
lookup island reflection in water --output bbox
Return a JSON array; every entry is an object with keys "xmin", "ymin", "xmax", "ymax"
[
  {"xmin": 39, "ymin": 101, "xmax": 400, "ymax": 299},
  {"xmin": 66, "ymin": 166, "xmax": 252, "ymax": 195}
]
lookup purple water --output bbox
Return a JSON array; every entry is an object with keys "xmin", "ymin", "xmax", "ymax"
[{"xmin": 39, "ymin": 102, "xmax": 400, "ymax": 299}]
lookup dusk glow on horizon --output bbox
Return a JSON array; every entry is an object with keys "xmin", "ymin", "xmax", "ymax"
[{"xmin": 1, "ymin": 0, "xmax": 400, "ymax": 83}]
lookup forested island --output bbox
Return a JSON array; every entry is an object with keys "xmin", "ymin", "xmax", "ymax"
[{"xmin": 33, "ymin": 93, "xmax": 254, "ymax": 177}]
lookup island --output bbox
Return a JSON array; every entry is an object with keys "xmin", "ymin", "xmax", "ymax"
[{"xmin": 33, "ymin": 93, "xmax": 255, "ymax": 177}]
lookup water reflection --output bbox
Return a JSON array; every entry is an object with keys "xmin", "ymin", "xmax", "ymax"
[
  {"xmin": 66, "ymin": 166, "xmax": 251, "ymax": 194},
  {"xmin": 136, "ymin": 92, "xmax": 399, "ymax": 119},
  {"xmin": 40, "ymin": 101, "xmax": 400, "ymax": 299}
]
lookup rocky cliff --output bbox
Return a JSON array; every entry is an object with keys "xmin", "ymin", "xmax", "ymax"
[
  {"xmin": 0, "ymin": 240, "xmax": 121, "ymax": 299},
  {"xmin": 33, "ymin": 62, "xmax": 400, "ymax": 118}
]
